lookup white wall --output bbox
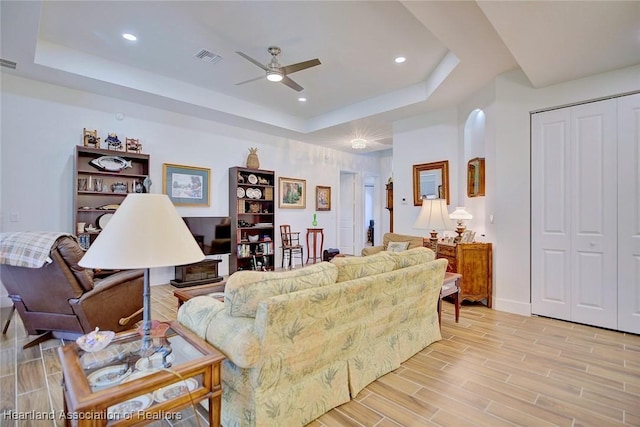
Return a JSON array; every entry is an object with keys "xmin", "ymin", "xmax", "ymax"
[
  {"xmin": 391, "ymin": 64, "xmax": 640, "ymax": 316},
  {"xmin": 392, "ymin": 108, "xmax": 459, "ymax": 237},
  {"xmin": 490, "ymin": 64, "xmax": 640, "ymax": 315},
  {"xmin": 0, "ymin": 75, "xmax": 385, "ymax": 303}
]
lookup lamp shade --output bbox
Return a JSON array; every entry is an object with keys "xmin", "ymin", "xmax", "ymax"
[
  {"xmin": 79, "ymin": 194, "xmax": 205, "ymax": 270},
  {"xmin": 449, "ymin": 206, "xmax": 473, "ymax": 221},
  {"xmin": 413, "ymin": 198, "xmax": 455, "ymax": 231}
]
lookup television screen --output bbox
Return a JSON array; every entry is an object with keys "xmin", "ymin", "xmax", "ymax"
[{"xmin": 182, "ymin": 216, "xmax": 231, "ymax": 255}]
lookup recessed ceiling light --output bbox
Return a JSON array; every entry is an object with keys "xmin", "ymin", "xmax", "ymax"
[
  {"xmin": 298, "ymin": 97, "xmax": 307, "ymax": 102},
  {"xmin": 394, "ymin": 56, "xmax": 406, "ymax": 64},
  {"xmin": 122, "ymin": 33, "xmax": 137, "ymax": 41}
]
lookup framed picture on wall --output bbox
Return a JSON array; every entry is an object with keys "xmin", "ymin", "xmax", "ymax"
[
  {"xmin": 316, "ymin": 186, "xmax": 331, "ymax": 211},
  {"xmin": 278, "ymin": 177, "xmax": 306, "ymax": 208},
  {"xmin": 162, "ymin": 163, "xmax": 210, "ymax": 206}
]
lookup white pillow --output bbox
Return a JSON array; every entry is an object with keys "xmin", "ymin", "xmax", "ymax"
[{"xmin": 386, "ymin": 241, "xmax": 410, "ymax": 252}]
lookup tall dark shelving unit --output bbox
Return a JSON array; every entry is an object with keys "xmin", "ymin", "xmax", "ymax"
[{"xmin": 229, "ymin": 167, "xmax": 276, "ymax": 272}]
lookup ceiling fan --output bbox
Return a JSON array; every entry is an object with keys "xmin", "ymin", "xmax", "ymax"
[{"xmin": 235, "ymin": 46, "xmax": 321, "ymax": 92}]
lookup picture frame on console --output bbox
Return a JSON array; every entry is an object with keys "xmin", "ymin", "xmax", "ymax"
[
  {"xmin": 461, "ymin": 229, "xmax": 475, "ymax": 243},
  {"xmin": 162, "ymin": 163, "xmax": 211, "ymax": 206},
  {"xmin": 316, "ymin": 186, "xmax": 331, "ymax": 211},
  {"xmin": 279, "ymin": 177, "xmax": 306, "ymax": 209}
]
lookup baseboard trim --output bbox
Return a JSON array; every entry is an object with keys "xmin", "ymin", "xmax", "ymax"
[{"xmin": 493, "ymin": 298, "xmax": 531, "ymax": 317}]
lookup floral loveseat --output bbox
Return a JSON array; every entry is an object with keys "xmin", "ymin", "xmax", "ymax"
[{"xmin": 177, "ymin": 247, "xmax": 447, "ymax": 427}]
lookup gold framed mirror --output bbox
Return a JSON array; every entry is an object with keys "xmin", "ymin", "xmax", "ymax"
[
  {"xmin": 412, "ymin": 160, "xmax": 449, "ymax": 206},
  {"xmin": 467, "ymin": 157, "xmax": 485, "ymax": 197}
]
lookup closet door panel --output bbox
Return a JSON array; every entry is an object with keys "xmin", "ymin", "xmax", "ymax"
[
  {"xmin": 618, "ymin": 92, "xmax": 640, "ymax": 334},
  {"xmin": 570, "ymin": 100, "xmax": 617, "ymax": 328},
  {"xmin": 532, "ymin": 109, "xmax": 572, "ymax": 320}
]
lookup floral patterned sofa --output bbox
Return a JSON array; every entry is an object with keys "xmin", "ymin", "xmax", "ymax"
[{"xmin": 177, "ymin": 247, "xmax": 447, "ymax": 427}]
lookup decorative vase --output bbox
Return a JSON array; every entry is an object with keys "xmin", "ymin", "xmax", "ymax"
[
  {"xmin": 246, "ymin": 147, "xmax": 260, "ymax": 169},
  {"xmin": 312, "ymin": 213, "xmax": 318, "ymax": 227}
]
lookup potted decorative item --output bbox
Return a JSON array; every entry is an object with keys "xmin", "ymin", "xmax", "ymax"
[{"xmin": 246, "ymin": 147, "xmax": 260, "ymax": 169}]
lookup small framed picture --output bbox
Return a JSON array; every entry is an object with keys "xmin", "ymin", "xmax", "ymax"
[
  {"xmin": 461, "ymin": 230, "xmax": 475, "ymax": 243},
  {"xmin": 316, "ymin": 186, "xmax": 331, "ymax": 211},
  {"xmin": 162, "ymin": 163, "xmax": 210, "ymax": 206},
  {"xmin": 278, "ymin": 177, "xmax": 306, "ymax": 209}
]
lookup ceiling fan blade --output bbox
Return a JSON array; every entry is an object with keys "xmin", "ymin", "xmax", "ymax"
[
  {"xmin": 281, "ymin": 76, "xmax": 303, "ymax": 92},
  {"xmin": 236, "ymin": 51, "xmax": 268, "ymax": 71},
  {"xmin": 235, "ymin": 75, "xmax": 264, "ymax": 86},
  {"xmin": 281, "ymin": 58, "xmax": 321, "ymax": 75}
]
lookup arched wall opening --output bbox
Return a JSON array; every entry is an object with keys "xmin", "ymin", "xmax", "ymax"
[{"xmin": 463, "ymin": 109, "xmax": 486, "ymax": 236}]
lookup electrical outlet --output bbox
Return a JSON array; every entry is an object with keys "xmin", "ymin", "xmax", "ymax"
[{"xmin": 10, "ymin": 212, "xmax": 19, "ymax": 222}]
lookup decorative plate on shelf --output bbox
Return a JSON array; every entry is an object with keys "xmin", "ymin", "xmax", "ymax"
[
  {"xmin": 87, "ymin": 364, "xmax": 131, "ymax": 387},
  {"xmin": 237, "ymin": 187, "xmax": 245, "ymax": 198},
  {"xmin": 245, "ymin": 188, "xmax": 255, "ymax": 199},
  {"xmin": 107, "ymin": 394, "xmax": 153, "ymax": 417},
  {"xmin": 97, "ymin": 213, "xmax": 114, "ymax": 229},
  {"xmin": 247, "ymin": 174, "xmax": 258, "ymax": 184},
  {"xmin": 252, "ymin": 188, "xmax": 262, "ymax": 199},
  {"xmin": 153, "ymin": 378, "xmax": 198, "ymax": 403}
]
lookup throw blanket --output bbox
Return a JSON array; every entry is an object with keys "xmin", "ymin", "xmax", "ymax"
[{"xmin": 0, "ymin": 232, "xmax": 74, "ymax": 268}]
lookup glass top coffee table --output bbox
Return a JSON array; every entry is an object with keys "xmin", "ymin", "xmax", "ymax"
[{"xmin": 58, "ymin": 320, "xmax": 225, "ymax": 426}]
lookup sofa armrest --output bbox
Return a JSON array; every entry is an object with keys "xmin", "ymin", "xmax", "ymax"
[
  {"xmin": 178, "ymin": 296, "xmax": 260, "ymax": 369},
  {"xmin": 361, "ymin": 245, "xmax": 384, "ymax": 256}
]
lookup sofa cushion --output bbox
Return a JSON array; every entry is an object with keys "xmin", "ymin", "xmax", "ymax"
[
  {"xmin": 386, "ymin": 241, "xmax": 410, "ymax": 252},
  {"xmin": 385, "ymin": 246, "xmax": 436, "ymax": 270},
  {"xmin": 330, "ymin": 251, "xmax": 396, "ymax": 282},
  {"xmin": 224, "ymin": 262, "xmax": 338, "ymax": 318}
]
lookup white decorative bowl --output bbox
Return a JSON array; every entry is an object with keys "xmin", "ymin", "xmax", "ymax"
[
  {"xmin": 248, "ymin": 235, "xmax": 259, "ymax": 242},
  {"xmin": 76, "ymin": 328, "xmax": 115, "ymax": 352}
]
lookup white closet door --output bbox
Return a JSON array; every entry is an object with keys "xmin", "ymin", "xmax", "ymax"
[
  {"xmin": 569, "ymin": 100, "xmax": 618, "ymax": 328},
  {"xmin": 618, "ymin": 92, "xmax": 640, "ymax": 334},
  {"xmin": 532, "ymin": 108, "xmax": 572, "ymax": 321}
]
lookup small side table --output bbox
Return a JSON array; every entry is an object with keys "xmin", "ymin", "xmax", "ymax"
[
  {"xmin": 306, "ymin": 228, "xmax": 324, "ymax": 264},
  {"xmin": 438, "ymin": 272, "xmax": 462, "ymax": 326}
]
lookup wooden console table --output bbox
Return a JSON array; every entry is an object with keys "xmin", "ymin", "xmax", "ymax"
[{"xmin": 306, "ymin": 228, "xmax": 324, "ymax": 264}]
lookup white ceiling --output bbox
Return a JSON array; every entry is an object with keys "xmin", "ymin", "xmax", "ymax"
[{"xmin": 2, "ymin": 1, "xmax": 639, "ymax": 153}]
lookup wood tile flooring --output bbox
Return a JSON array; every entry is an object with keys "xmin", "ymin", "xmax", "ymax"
[{"xmin": 1, "ymin": 285, "xmax": 638, "ymax": 426}]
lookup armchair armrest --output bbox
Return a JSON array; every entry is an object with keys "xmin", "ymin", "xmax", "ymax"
[
  {"xmin": 91, "ymin": 269, "xmax": 144, "ymax": 292},
  {"xmin": 69, "ymin": 269, "xmax": 144, "ymax": 332},
  {"xmin": 361, "ymin": 245, "xmax": 384, "ymax": 256}
]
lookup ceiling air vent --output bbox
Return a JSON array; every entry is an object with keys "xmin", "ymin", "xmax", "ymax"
[
  {"xmin": 0, "ymin": 58, "xmax": 17, "ymax": 69},
  {"xmin": 195, "ymin": 49, "xmax": 222, "ymax": 64}
]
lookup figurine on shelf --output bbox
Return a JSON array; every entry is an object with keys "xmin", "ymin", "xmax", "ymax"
[
  {"xmin": 143, "ymin": 176, "xmax": 152, "ymax": 193},
  {"xmin": 105, "ymin": 133, "xmax": 123, "ymax": 151},
  {"xmin": 126, "ymin": 137, "xmax": 142, "ymax": 153},
  {"xmin": 237, "ymin": 172, "xmax": 245, "ymax": 183},
  {"xmin": 83, "ymin": 128, "xmax": 101, "ymax": 148},
  {"xmin": 246, "ymin": 147, "xmax": 260, "ymax": 169}
]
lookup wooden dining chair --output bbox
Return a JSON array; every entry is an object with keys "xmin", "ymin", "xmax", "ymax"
[{"xmin": 280, "ymin": 225, "xmax": 304, "ymax": 269}]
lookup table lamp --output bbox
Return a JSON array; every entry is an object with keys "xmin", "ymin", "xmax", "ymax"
[
  {"xmin": 79, "ymin": 194, "xmax": 205, "ymax": 359},
  {"xmin": 449, "ymin": 207, "xmax": 473, "ymax": 243},
  {"xmin": 413, "ymin": 198, "xmax": 455, "ymax": 250}
]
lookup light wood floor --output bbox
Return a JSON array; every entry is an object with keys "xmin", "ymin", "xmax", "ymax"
[{"xmin": 1, "ymin": 285, "xmax": 639, "ymax": 427}]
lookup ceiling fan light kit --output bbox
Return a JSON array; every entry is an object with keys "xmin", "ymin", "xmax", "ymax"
[
  {"xmin": 266, "ymin": 70, "xmax": 283, "ymax": 82},
  {"xmin": 236, "ymin": 46, "xmax": 321, "ymax": 92}
]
